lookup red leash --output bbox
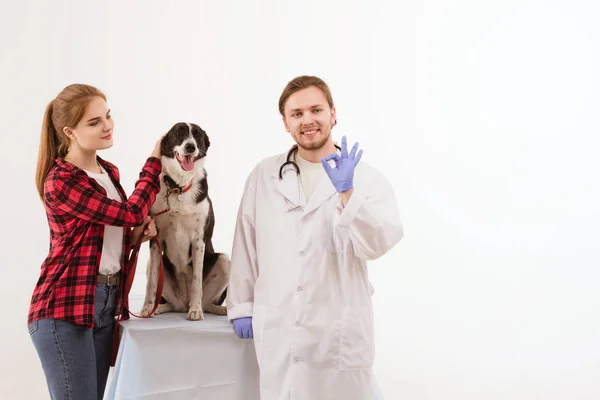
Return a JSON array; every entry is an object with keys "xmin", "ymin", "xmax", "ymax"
[
  {"xmin": 110, "ymin": 207, "xmax": 170, "ymax": 366},
  {"xmin": 109, "ymin": 182, "xmax": 192, "ymax": 366}
]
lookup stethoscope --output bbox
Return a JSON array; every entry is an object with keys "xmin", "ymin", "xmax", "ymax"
[{"xmin": 278, "ymin": 143, "xmax": 342, "ymax": 179}]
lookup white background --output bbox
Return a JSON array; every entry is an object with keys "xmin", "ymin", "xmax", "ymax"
[{"xmin": 1, "ymin": 0, "xmax": 599, "ymax": 399}]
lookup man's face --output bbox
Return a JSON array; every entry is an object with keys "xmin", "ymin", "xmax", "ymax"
[{"xmin": 282, "ymin": 86, "xmax": 336, "ymax": 152}]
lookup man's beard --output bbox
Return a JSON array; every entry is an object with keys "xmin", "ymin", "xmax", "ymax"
[{"xmin": 296, "ymin": 127, "xmax": 331, "ymax": 151}]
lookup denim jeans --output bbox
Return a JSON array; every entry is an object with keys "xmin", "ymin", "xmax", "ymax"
[{"xmin": 29, "ymin": 283, "xmax": 118, "ymax": 400}]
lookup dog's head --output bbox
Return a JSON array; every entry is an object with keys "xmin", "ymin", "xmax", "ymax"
[{"xmin": 160, "ymin": 122, "xmax": 210, "ymax": 181}]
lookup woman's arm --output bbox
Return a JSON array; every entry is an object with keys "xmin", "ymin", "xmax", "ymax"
[{"xmin": 46, "ymin": 157, "xmax": 162, "ymax": 227}]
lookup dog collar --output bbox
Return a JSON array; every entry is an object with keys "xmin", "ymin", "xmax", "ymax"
[
  {"xmin": 172, "ymin": 181, "xmax": 193, "ymax": 201},
  {"xmin": 163, "ymin": 176, "xmax": 194, "ymax": 203},
  {"xmin": 176, "ymin": 180, "xmax": 193, "ymax": 201},
  {"xmin": 178, "ymin": 181, "xmax": 193, "ymax": 194}
]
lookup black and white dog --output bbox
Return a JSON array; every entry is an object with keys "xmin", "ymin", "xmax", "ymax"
[{"xmin": 140, "ymin": 122, "xmax": 229, "ymax": 320}]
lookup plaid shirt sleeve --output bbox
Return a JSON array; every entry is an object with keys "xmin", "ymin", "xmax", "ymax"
[{"xmin": 46, "ymin": 157, "xmax": 162, "ymax": 227}]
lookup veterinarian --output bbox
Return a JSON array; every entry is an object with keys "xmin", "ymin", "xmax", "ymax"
[
  {"xmin": 28, "ymin": 83, "xmax": 163, "ymax": 400},
  {"xmin": 226, "ymin": 75, "xmax": 403, "ymax": 399}
]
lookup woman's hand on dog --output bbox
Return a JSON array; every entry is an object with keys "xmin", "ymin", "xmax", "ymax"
[
  {"xmin": 130, "ymin": 216, "xmax": 157, "ymax": 246},
  {"xmin": 151, "ymin": 134, "xmax": 166, "ymax": 159}
]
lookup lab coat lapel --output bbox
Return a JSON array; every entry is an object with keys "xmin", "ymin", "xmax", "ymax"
[
  {"xmin": 302, "ymin": 174, "xmax": 337, "ymax": 216},
  {"xmin": 273, "ymin": 165, "xmax": 306, "ymax": 210}
]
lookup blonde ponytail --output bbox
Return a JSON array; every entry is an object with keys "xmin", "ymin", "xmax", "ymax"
[
  {"xmin": 36, "ymin": 101, "xmax": 60, "ymax": 200},
  {"xmin": 34, "ymin": 84, "xmax": 106, "ymax": 201}
]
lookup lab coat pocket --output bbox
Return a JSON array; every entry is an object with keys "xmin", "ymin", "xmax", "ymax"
[{"xmin": 338, "ymin": 306, "xmax": 375, "ymax": 370}]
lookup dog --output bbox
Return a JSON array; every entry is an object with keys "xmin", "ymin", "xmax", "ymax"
[{"xmin": 140, "ymin": 122, "xmax": 230, "ymax": 320}]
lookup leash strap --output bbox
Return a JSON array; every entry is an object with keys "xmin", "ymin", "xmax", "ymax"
[{"xmin": 110, "ymin": 210, "xmax": 168, "ymax": 366}]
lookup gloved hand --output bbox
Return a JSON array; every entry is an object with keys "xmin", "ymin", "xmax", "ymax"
[
  {"xmin": 321, "ymin": 136, "xmax": 363, "ymax": 192},
  {"xmin": 232, "ymin": 317, "xmax": 253, "ymax": 339}
]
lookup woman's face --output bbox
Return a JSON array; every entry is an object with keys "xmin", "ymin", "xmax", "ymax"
[{"xmin": 65, "ymin": 96, "xmax": 114, "ymax": 152}]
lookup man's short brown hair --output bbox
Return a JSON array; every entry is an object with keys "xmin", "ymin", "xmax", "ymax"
[{"xmin": 278, "ymin": 75, "xmax": 335, "ymax": 116}]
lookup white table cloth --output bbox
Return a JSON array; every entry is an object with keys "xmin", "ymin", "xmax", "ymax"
[
  {"xmin": 105, "ymin": 312, "xmax": 260, "ymax": 400},
  {"xmin": 104, "ymin": 311, "xmax": 385, "ymax": 399}
]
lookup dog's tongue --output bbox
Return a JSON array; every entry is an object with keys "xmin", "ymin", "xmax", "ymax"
[{"xmin": 181, "ymin": 155, "xmax": 194, "ymax": 171}]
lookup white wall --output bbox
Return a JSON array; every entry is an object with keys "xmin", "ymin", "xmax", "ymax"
[{"xmin": 1, "ymin": 0, "xmax": 599, "ymax": 399}]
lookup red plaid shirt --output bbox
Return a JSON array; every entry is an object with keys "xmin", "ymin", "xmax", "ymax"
[{"xmin": 27, "ymin": 156, "xmax": 162, "ymax": 328}]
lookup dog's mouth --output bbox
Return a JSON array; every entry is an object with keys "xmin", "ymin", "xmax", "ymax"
[{"xmin": 176, "ymin": 153, "xmax": 195, "ymax": 171}]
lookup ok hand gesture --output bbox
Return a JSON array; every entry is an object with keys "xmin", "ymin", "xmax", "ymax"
[{"xmin": 320, "ymin": 136, "xmax": 363, "ymax": 193}]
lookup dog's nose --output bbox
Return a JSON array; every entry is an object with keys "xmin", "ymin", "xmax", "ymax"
[{"xmin": 184, "ymin": 143, "xmax": 196, "ymax": 154}]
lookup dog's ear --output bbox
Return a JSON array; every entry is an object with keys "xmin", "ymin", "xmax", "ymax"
[
  {"xmin": 203, "ymin": 131, "xmax": 210, "ymax": 150},
  {"xmin": 160, "ymin": 125, "xmax": 177, "ymax": 156},
  {"xmin": 191, "ymin": 123, "xmax": 210, "ymax": 151},
  {"xmin": 159, "ymin": 132, "xmax": 169, "ymax": 156}
]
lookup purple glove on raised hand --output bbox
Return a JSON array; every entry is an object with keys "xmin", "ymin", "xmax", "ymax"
[
  {"xmin": 321, "ymin": 136, "xmax": 363, "ymax": 192},
  {"xmin": 232, "ymin": 317, "xmax": 253, "ymax": 339}
]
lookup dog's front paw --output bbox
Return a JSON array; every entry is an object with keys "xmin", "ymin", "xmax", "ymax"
[
  {"xmin": 139, "ymin": 303, "xmax": 155, "ymax": 317},
  {"xmin": 187, "ymin": 309, "xmax": 204, "ymax": 321}
]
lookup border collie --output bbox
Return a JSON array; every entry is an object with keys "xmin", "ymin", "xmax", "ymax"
[{"xmin": 140, "ymin": 122, "xmax": 229, "ymax": 320}]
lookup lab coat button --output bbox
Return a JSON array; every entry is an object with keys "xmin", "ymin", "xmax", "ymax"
[
  {"xmin": 299, "ymin": 251, "xmax": 304, "ymax": 256},
  {"xmin": 294, "ymin": 321, "xmax": 300, "ymax": 327},
  {"xmin": 296, "ymin": 286, "xmax": 302, "ymax": 292}
]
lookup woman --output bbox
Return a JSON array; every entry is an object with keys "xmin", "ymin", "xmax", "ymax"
[{"xmin": 28, "ymin": 83, "xmax": 163, "ymax": 399}]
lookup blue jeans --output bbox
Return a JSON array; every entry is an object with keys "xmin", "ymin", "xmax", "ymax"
[{"xmin": 28, "ymin": 283, "xmax": 118, "ymax": 400}]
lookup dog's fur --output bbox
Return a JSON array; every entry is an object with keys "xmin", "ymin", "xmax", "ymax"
[{"xmin": 140, "ymin": 122, "xmax": 229, "ymax": 320}]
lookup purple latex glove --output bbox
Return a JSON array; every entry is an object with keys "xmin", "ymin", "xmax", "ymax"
[
  {"xmin": 232, "ymin": 317, "xmax": 253, "ymax": 339},
  {"xmin": 321, "ymin": 136, "xmax": 363, "ymax": 192}
]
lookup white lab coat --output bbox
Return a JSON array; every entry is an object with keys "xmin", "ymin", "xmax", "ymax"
[{"xmin": 226, "ymin": 151, "xmax": 403, "ymax": 400}]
